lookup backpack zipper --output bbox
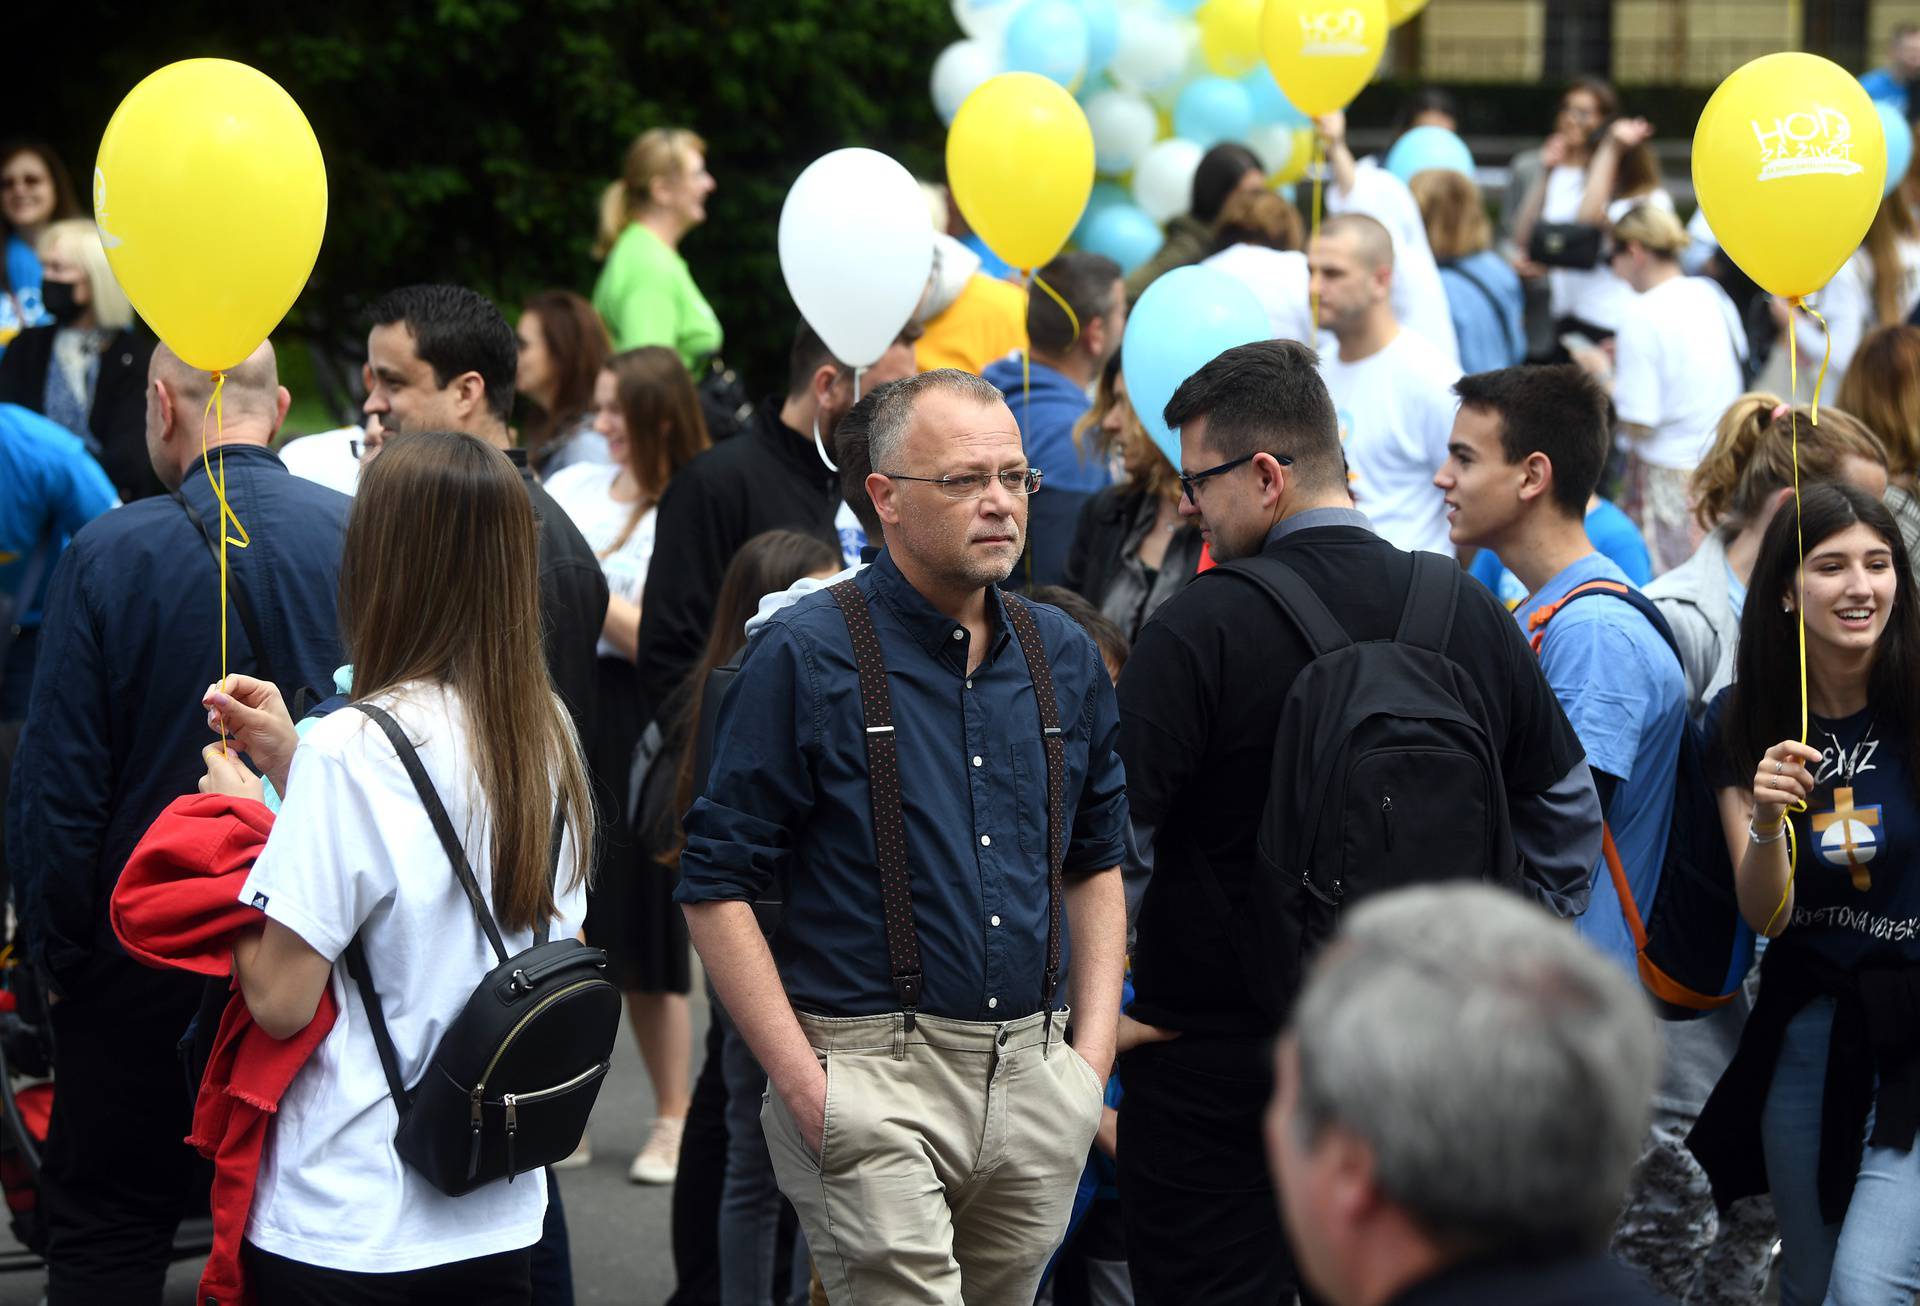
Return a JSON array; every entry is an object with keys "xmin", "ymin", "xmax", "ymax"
[
  {"xmin": 475, "ymin": 978, "xmax": 605, "ymax": 1097},
  {"xmin": 504, "ymin": 1093, "xmax": 517, "ymax": 1180},
  {"xmin": 1302, "ymin": 871, "xmax": 1343, "ymax": 907},
  {"xmin": 1381, "ymin": 794, "xmax": 1395, "ymax": 851}
]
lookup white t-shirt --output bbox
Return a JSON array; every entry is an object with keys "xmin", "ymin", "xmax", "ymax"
[
  {"xmin": 1200, "ymin": 244, "xmax": 1313, "ymax": 344},
  {"xmin": 1328, "ymin": 162, "xmax": 1462, "ymax": 368},
  {"xmin": 543, "ymin": 462, "xmax": 656, "ymax": 659},
  {"xmin": 1320, "ymin": 329, "xmax": 1463, "ymax": 556},
  {"xmin": 1799, "ymin": 235, "xmax": 1920, "ymax": 388},
  {"xmin": 277, "ymin": 428, "xmax": 362, "ymax": 498},
  {"xmin": 1613, "ymin": 275, "xmax": 1747, "ymax": 470},
  {"xmin": 239, "ymin": 684, "xmax": 587, "ymax": 1273},
  {"xmin": 1543, "ymin": 167, "xmax": 1674, "ymax": 333}
]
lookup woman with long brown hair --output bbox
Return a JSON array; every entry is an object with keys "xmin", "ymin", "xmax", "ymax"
[
  {"xmin": 198, "ymin": 430, "xmax": 594, "ymax": 1300},
  {"xmin": 544, "ymin": 345, "xmax": 708, "ymax": 1183},
  {"xmin": 515, "ymin": 290, "xmax": 613, "ymax": 476}
]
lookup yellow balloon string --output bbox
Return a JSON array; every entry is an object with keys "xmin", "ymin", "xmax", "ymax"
[
  {"xmin": 198, "ymin": 371, "xmax": 250, "ymax": 756},
  {"xmin": 1309, "ymin": 136, "xmax": 1326, "ymax": 329}
]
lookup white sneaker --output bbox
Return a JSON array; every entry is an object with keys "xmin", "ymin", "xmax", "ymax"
[
  {"xmin": 552, "ymin": 1130, "xmax": 592, "ymax": 1170},
  {"xmin": 628, "ymin": 1115, "xmax": 686, "ymax": 1184}
]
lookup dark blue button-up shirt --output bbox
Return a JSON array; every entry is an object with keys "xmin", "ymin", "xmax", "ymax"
[{"xmin": 676, "ymin": 550, "xmax": 1129, "ymax": 1020}]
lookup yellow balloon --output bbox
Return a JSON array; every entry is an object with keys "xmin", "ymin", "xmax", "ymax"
[
  {"xmin": 1260, "ymin": 0, "xmax": 1389, "ymax": 118},
  {"xmin": 1693, "ymin": 52, "xmax": 1886, "ymax": 301},
  {"xmin": 1386, "ymin": 0, "xmax": 1428, "ymax": 24},
  {"xmin": 1199, "ymin": 0, "xmax": 1265, "ymax": 78},
  {"xmin": 948, "ymin": 73, "xmax": 1095, "ymax": 271},
  {"xmin": 1272, "ymin": 126, "xmax": 1317, "ymax": 183},
  {"xmin": 95, "ymin": 59, "xmax": 327, "ymax": 372}
]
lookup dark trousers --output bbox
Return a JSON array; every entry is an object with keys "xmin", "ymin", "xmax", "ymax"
[
  {"xmin": 529, "ymin": 1169, "xmax": 573, "ymax": 1306},
  {"xmin": 43, "ymin": 959, "xmax": 207, "ymax": 1306},
  {"xmin": 1116, "ymin": 1036, "xmax": 1311, "ymax": 1306},
  {"xmin": 667, "ymin": 1016, "xmax": 729, "ymax": 1306},
  {"xmin": 243, "ymin": 1241, "xmax": 532, "ymax": 1305}
]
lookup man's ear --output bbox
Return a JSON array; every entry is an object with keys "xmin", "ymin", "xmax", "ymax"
[
  {"xmin": 270, "ymin": 386, "xmax": 292, "ymax": 438},
  {"xmin": 812, "ymin": 363, "xmax": 845, "ymax": 413},
  {"xmin": 1255, "ymin": 451, "xmax": 1291, "ymax": 508},
  {"xmin": 453, "ymin": 370, "xmax": 490, "ymax": 421},
  {"xmin": 1516, "ymin": 451, "xmax": 1554, "ymax": 504},
  {"xmin": 151, "ymin": 379, "xmax": 175, "ymax": 445},
  {"xmin": 867, "ymin": 471, "xmax": 902, "ymax": 527},
  {"xmin": 1081, "ymin": 315, "xmax": 1106, "ymax": 361}
]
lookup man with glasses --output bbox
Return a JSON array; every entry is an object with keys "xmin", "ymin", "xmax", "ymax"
[
  {"xmin": 1113, "ymin": 339, "xmax": 1600, "ymax": 1306},
  {"xmin": 679, "ymin": 368, "xmax": 1129, "ymax": 1305}
]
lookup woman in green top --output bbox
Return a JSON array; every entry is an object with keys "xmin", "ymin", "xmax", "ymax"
[{"xmin": 592, "ymin": 128, "xmax": 723, "ymax": 373}]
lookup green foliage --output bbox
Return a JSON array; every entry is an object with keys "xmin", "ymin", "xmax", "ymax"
[{"xmin": 40, "ymin": 0, "xmax": 958, "ymax": 421}]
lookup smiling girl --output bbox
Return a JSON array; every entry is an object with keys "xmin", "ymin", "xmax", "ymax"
[{"xmin": 1692, "ymin": 481, "xmax": 1920, "ymax": 1305}]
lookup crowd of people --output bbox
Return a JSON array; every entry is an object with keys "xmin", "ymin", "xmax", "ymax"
[{"xmin": 2, "ymin": 31, "xmax": 1920, "ymax": 1306}]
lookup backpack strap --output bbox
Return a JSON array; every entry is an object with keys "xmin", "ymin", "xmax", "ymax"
[
  {"xmin": 351, "ymin": 702, "xmax": 511, "ymax": 964},
  {"xmin": 1003, "ymin": 594, "xmax": 1066, "ymax": 1019},
  {"xmin": 1394, "ymin": 551, "xmax": 1460, "ymax": 652},
  {"xmin": 1526, "ymin": 577, "xmax": 1683, "ymax": 662},
  {"xmin": 1218, "ymin": 554, "xmax": 1353, "ymax": 657},
  {"xmin": 828, "ymin": 580, "xmax": 925, "ymax": 1026},
  {"xmin": 1440, "ymin": 257, "xmax": 1526, "ymax": 363},
  {"xmin": 343, "ymin": 936, "xmax": 411, "ymax": 1111}
]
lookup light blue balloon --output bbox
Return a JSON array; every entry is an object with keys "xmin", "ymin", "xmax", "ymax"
[
  {"xmin": 1878, "ymin": 99, "xmax": 1913, "ymax": 197},
  {"xmin": 1160, "ymin": 0, "xmax": 1205, "ymax": 12},
  {"xmin": 1072, "ymin": 0, "xmax": 1120, "ymax": 78},
  {"xmin": 1122, "ymin": 265, "xmax": 1272, "ymax": 470},
  {"xmin": 1174, "ymin": 78, "xmax": 1255, "ymax": 149},
  {"xmin": 1082, "ymin": 204, "xmax": 1166, "ymax": 275},
  {"xmin": 1004, "ymin": 0, "xmax": 1090, "ymax": 89},
  {"xmin": 1241, "ymin": 66, "xmax": 1308, "ymax": 129},
  {"xmin": 1384, "ymin": 126, "xmax": 1476, "ymax": 184},
  {"xmin": 1074, "ymin": 180, "xmax": 1131, "ymax": 244}
]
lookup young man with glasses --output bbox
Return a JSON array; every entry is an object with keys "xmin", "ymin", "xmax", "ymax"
[
  {"xmin": 1113, "ymin": 339, "xmax": 1600, "ymax": 1306},
  {"xmin": 679, "ymin": 368, "xmax": 1129, "ymax": 1305}
]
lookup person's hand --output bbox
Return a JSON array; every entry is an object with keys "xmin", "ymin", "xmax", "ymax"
[
  {"xmin": 777, "ymin": 1061, "xmax": 828, "ymax": 1164},
  {"xmin": 1511, "ymin": 253, "xmax": 1547, "ymax": 279},
  {"xmin": 1752, "ymin": 740, "xmax": 1822, "ymax": 832},
  {"xmin": 199, "ymin": 743, "xmax": 265, "ymax": 805},
  {"xmin": 1541, "ymin": 134, "xmax": 1570, "ymax": 169},
  {"xmin": 1116, "ymin": 1012, "xmax": 1181, "ymax": 1055},
  {"xmin": 204, "ymin": 675, "xmax": 297, "ymax": 795},
  {"xmin": 1315, "ymin": 111, "xmax": 1347, "ymax": 151},
  {"xmin": 1604, "ymin": 117, "xmax": 1654, "ymax": 151}
]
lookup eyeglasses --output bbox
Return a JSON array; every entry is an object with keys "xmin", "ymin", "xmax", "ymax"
[
  {"xmin": 880, "ymin": 468, "xmax": 1043, "ymax": 499},
  {"xmin": 1179, "ymin": 452, "xmax": 1287, "ymax": 505}
]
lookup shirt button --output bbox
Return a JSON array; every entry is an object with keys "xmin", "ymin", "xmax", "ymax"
[
  {"xmin": 966, "ymin": 679, "xmax": 973, "ymax": 690},
  {"xmin": 990, "ymin": 914, "xmax": 1001, "ymax": 926},
  {"xmin": 980, "ymin": 834, "xmax": 992, "ymax": 847},
  {"xmin": 987, "ymin": 997, "xmax": 999, "ymax": 1010},
  {"xmin": 972, "ymin": 756, "xmax": 983, "ymax": 767},
  {"xmin": 952, "ymin": 629, "xmax": 964, "ymax": 641}
]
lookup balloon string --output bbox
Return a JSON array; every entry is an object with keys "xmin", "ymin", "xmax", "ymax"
[
  {"xmin": 1763, "ymin": 300, "xmax": 1815, "ymax": 938},
  {"xmin": 199, "ymin": 371, "xmax": 249, "ymax": 757},
  {"xmin": 1309, "ymin": 136, "xmax": 1326, "ymax": 329},
  {"xmin": 1030, "ymin": 273, "xmax": 1081, "ymax": 347},
  {"xmin": 1020, "ymin": 268, "xmax": 1035, "ymax": 590}
]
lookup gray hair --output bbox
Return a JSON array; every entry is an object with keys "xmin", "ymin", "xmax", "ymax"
[
  {"xmin": 866, "ymin": 368, "xmax": 1006, "ymax": 476},
  {"xmin": 1289, "ymin": 884, "xmax": 1658, "ymax": 1258}
]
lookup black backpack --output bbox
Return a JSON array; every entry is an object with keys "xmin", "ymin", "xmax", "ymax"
[
  {"xmin": 1209, "ymin": 552, "xmax": 1518, "ymax": 1018},
  {"xmin": 343, "ymin": 703, "xmax": 622, "ymax": 1197}
]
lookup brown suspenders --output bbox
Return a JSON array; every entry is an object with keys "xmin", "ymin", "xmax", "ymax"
[{"xmin": 828, "ymin": 580, "xmax": 1066, "ymax": 1032}]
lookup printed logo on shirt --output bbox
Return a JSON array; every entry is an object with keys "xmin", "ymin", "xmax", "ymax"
[
  {"xmin": 1813, "ymin": 786, "xmax": 1881, "ymax": 891},
  {"xmin": 250, "ymin": 892, "xmax": 269, "ymax": 911},
  {"xmin": 1299, "ymin": 8, "xmax": 1371, "ymax": 56},
  {"xmin": 1750, "ymin": 106, "xmax": 1863, "ymax": 183}
]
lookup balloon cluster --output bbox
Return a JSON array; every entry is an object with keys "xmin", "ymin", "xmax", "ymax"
[{"xmin": 932, "ymin": 0, "xmax": 1420, "ymax": 276}]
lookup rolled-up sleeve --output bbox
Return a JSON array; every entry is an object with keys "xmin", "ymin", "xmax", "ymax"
[
  {"xmin": 1066, "ymin": 635, "xmax": 1129, "ymax": 876},
  {"xmin": 674, "ymin": 624, "xmax": 819, "ymax": 905}
]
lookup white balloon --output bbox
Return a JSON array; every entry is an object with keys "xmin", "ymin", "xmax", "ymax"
[
  {"xmin": 1109, "ymin": 8, "xmax": 1192, "ymax": 93},
  {"xmin": 931, "ymin": 40, "xmax": 1002, "ymax": 125},
  {"xmin": 778, "ymin": 149, "xmax": 934, "ymax": 370},
  {"xmin": 1084, "ymin": 90, "xmax": 1160, "ymax": 175},
  {"xmin": 953, "ymin": 0, "xmax": 1020, "ymax": 40},
  {"xmin": 1146, "ymin": 21, "xmax": 1207, "ymax": 113},
  {"xmin": 1132, "ymin": 138, "xmax": 1204, "ymax": 223},
  {"xmin": 1248, "ymin": 123, "xmax": 1298, "ymax": 176}
]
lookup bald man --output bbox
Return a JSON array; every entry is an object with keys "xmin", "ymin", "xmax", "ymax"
[
  {"xmin": 1310, "ymin": 212, "xmax": 1464, "ymax": 557},
  {"xmin": 6, "ymin": 340, "xmax": 351, "ymax": 1305}
]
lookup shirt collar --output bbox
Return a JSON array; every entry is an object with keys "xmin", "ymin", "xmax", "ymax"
[
  {"xmin": 866, "ymin": 549, "xmax": 1011, "ymax": 671},
  {"xmin": 755, "ymin": 399, "xmax": 839, "ymax": 488},
  {"xmin": 179, "ymin": 441, "xmax": 288, "ymax": 490},
  {"xmin": 1265, "ymin": 505, "xmax": 1375, "ymax": 546}
]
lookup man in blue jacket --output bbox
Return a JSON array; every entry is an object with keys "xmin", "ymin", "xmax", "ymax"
[
  {"xmin": 982, "ymin": 252, "xmax": 1125, "ymax": 587},
  {"xmin": 5, "ymin": 341, "xmax": 350, "ymax": 1306}
]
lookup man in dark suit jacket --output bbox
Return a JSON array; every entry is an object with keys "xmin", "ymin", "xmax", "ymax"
[{"xmin": 1268, "ymin": 884, "xmax": 1673, "ymax": 1306}]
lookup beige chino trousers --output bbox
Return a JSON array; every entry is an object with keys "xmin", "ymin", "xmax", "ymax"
[{"xmin": 762, "ymin": 1007, "xmax": 1104, "ymax": 1305}]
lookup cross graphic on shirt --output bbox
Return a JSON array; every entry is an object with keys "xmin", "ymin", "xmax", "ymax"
[{"xmin": 1812, "ymin": 787, "xmax": 1876, "ymax": 892}]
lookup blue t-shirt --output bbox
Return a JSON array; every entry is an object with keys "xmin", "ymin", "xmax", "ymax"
[
  {"xmin": 1705, "ymin": 690, "xmax": 1920, "ymax": 969},
  {"xmin": 1, "ymin": 403, "xmax": 119, "ymax": 624},
  {"xmin": 1517, "ymin": 553, "xmax": 1688, "ymax": 973},
  {"xmin": 1471, "ymin": 498, "xmax": 1652, "ymax": 609},
  {"xmin": 1439, "ymin": 250, "xmax": 1526, "ymax": 375},
  {"xmin": 1862, "ymin": 68, "xmax": 1912, "ymax": 119},
  {"xmin": 0, "ymin": 234, "xmax": 49, "ymax": 356}
]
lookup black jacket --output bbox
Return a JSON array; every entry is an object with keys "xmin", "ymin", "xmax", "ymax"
[
  {"xmin": 1062, "ymin": 484, "xmax": 1204, "ymax": 640},
  {"xmin": 505, "ymin": 448, "xmax": 608, "ymax": 744},
  {"xmin": 1387, "ymin": 1255, "xmax": 1673, "ymax": 1305},
  {"xmin": 6, "ymin": 445, "xmax": 349, "ymax": 994},
  {"xmin": 0, "ymin": 325, "xmax": 160, "ymax": 503},
  {"xmin": 632, "ymin": 400, "xmax": 841, "ymax": 724}
]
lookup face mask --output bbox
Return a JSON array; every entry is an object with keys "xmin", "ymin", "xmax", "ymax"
[{"xmin": 40, "ymin": 279, "xmax": 83, "ymax": 327}]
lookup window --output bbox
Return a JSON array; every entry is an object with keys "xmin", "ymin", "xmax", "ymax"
[
  {"xmin": 1544, "ymin": 0, "xmax": 1614, "ymax": 80},
  {"xmin": 1804, "ymin": 0, "xmax": 1870, "ymax": 74}
]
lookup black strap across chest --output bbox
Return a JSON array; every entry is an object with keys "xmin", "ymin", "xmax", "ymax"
[{"xmin": 828, "ymin": 580, "xmax": 1066, "ymax": 1028}]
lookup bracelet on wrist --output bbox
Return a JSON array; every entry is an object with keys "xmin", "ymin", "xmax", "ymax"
[{"xmin": 1748, "ymin": 819, "xmax": 1786, "ymax": 845}]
